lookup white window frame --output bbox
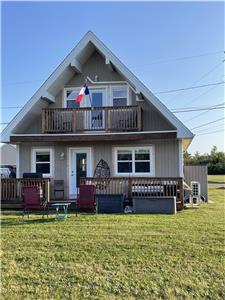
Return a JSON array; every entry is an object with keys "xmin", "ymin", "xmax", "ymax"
[
  {"xmin": 110, "ymin": 85, "xmax": 130, "ymax": 106},
  {"xmin": 114, "ymin": 146, "xmax": 155, "ymax": 176},
  {"xmin": 64, "ymin": 85, "xmax": 130, "ymax": 108},
  {"xmin": 63, "ymin": 86, "xmax": 108, "ymax": 108},
  {"xmin": 63, "ymin": 87, "xmax": 81, "ymax": 108},
  {"xmin": 31, "ymin": 148, "xmax": 54, "ymax": 177}
]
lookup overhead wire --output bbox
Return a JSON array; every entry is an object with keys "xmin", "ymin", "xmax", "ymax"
[{"xmin": 190, "ymin": 117, "xmax": 225, "ymax": 130}]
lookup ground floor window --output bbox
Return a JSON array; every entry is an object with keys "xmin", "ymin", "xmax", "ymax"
[
  {"xmin": 31, "ymin": 148, "xmax": 53, "ymax": 177},
  {"xmin": 115, "ymin": 146, "xmax": 154, "ymax": 176}
]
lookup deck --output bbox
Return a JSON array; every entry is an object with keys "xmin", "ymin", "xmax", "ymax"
[
  {"xmin": 42, "ymin": 105, "xmax": 142, "ymax": 133},
  {"xmin": 1, "ymin": 177, "xmax": 183, "ymax": 211}
]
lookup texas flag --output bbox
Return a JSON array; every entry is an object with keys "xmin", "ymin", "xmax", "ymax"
[{"xmin": 75, "ymin": 84, "xmax": 90, "ymax": 102}]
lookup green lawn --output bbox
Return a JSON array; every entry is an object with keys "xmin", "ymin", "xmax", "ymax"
[
  {"xmin": 1, "ymin": 186, "xmax": 225, "ymax": 300},
  {"xmin": 208, "ymin": 175, "xmax": 225, "ymax": 183}
]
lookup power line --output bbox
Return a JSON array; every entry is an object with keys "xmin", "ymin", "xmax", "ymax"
[
  {"xmin": 179, "ymin": 83, "xmax": 221, "ymax": 108},
  {"xmin": 195, "ymin": 129, "xmax": 225, "ymax": 136},
  {"xmin": 2, "ymin": 51, "xmax": 224, "ymax": 86},
  {"xmin": 191, "ymin": 117, "xmax": 225, "ymax": 130},
  {"xmin": 131, "ymin": 50, "xmax": 224, "ymax": 68},
  {"xmin": 154, "ymin": 81, "xmax": 225, "ymax": 95},
  {"xmin": 171, "ymin": 102, "xmax": 225, "ymax": 111},
  {"xmin": 184, "ymin": 102, "xmax": 225, "ymax": 122},
  {"xmin": 2, "ymin": 79, "xmax": 44, "ymax": 86},
  {"xmin": 172, "ymin": 106, "xmax": 225, "ymax": 113},
  {"xmin": 167, "ymin": 61, "xmax": 223, "ymax": 103},
  {"xmin": 0, "ymin": 106, "xmax": 22, "ymax": 109},
  {"xmin": 194, "ymin": 124, "xmax": 224, "ymax": 133}
]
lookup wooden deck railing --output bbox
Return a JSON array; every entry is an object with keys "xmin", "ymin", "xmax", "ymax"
[
  {"xmin": 1, "ymin": 178, "xmax": 50, "ymax": 202},
  {"xmin": 80, "ymin": 177, "xmax": 184, "ymax": 210},
  {"xmin": 42, "ymin": 106, "xmax": 142, "ymax": 133}
]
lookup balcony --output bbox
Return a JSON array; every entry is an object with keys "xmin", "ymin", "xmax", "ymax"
[{"xmin": 42, "ymin": 105, "xmax": 142, "ymax": 133}]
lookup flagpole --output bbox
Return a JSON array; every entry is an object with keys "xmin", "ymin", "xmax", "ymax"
[{"xmin": 85, "ymin": 78, "xmax": 93, "ymax": 109}]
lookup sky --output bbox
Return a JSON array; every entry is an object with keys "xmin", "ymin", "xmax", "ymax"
[{"xmin": 1, "ymin": 1, "xmax": 224, "ymax": 154}]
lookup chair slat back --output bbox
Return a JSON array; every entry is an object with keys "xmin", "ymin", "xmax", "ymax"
[{"xmin": 22, "ymin": 186, "xmax": 41, "ymax": 210}]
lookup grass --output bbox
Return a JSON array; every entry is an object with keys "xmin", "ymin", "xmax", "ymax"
[
  {"xmin": 1, "ymin": 186, "xmax": 225, "ymax": 300},
  {"xmin": 208, "ymin": 175, "xmax": 225, "ymax": 183}
]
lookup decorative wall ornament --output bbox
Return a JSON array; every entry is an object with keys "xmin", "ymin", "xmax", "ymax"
[
  {"xmin": 94, "ymin": 159, "xmax": 111, "ymax": 190},
  {"xmin": 94, "ymin": 159, "xmax": 110, "ymax": 178}
]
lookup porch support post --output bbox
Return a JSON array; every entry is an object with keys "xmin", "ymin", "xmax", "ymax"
[{"xmin": 16, "ymin": 144, "xmax": 20, "ymax": 178}]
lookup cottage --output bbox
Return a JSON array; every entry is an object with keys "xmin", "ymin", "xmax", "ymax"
[{"xmin": 1, "ymin": 31, "xmax": 194, "ymax": 212}]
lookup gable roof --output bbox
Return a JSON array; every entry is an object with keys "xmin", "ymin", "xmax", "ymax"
[{"xmin": 1, "ymin": 31, "xmax": 194, "ymax": 142}]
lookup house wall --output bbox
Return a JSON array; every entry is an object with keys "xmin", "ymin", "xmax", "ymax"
[
  {"xmin": 18, "ymin": 139, "xmax": 180, "ymax": 198},
  {"xmin": 184, "ymin": 165, "xmax": 208, "ymax": 201},
  {"xmin": 14, "ymin": 50, "xmax": 175, "ymax": 134}
]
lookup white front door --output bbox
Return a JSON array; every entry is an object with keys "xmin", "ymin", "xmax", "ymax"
[{"xmin": 69, "ymin": 149, "xmax": 92, "ymax": 198}]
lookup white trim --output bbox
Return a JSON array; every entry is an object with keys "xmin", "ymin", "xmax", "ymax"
[
  {"xmin": 1, "ymin": 31, "xmax": 193, "ymax": 142},
  {"xmin": 16, "ymin": 144, "xmax": 20, "ymax": 178},
  {"xmin": 68, "ymin": 147, "xmax": 93, "ymax": 198},
  {"xmin": 110, "ymin": 84, "xmax": 130, "ymax": 106},
  {"xmin": 113, "ymin": 146, "xmax": 155, "ymax": 177},
  {"xmin": 31, "ymin": 147, "xmax": 54, "ymax": 177},
  {"xmin": 11, "ymin": 130, "xmax": 177, "ymax": 137},
  {"xmin": 178, "ymin": 139, "xmax": 184, "ymax": 177},
  {"xmin": 63, "ymin": 87, "xmax": 80, "ymax": 108},
  {"xmin": 41, "ymin": 91, "xmax": 55, "ymax": 103}
]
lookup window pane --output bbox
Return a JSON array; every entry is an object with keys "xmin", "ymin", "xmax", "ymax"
[
  {"xmin": 92, "ymin": 92, "xmax": 103, "ymax": 107},
  {"xmin": 36, "ymin": 152, "xmax": 50, "ymax": 162},
  {"xmin": 113, "ymin": 88, "xmax": 127, "ymax": 98},
  {"xmin": 135, "ymin": 149, "xmax": 150, "ymax": 160},
  {"xmin": 135, "ymin": 162, "xmax": 150, "ymax": 173},
  {"xmin": 36, "ymin": 163, "xmax": 50, "ymax": 174},
  {"xmin": 113, "ymin": 98, "xmax": 127, "ymax": 107},
  {"xmin": 118, "ymin": 162, "xmax": 132, "ymax": 173},
  {"xmin": 67, "ymin": 90, "xmax": 78, "ymax": 100},
  {"xmin": 117, "ymin": 150, "xmax": 132, "ymax": 161},
  {"xmin": 67, "ymin": 100, "xmax": 80, "ymax": 108}
]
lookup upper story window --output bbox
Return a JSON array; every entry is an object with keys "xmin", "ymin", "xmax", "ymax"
[
  {"xmin": 65, "ymin": 89, "xmax": 80, "ymax": 108},
  {"xmin": 112, "ymin": 87, "xmax": 127, "ymax": 107}
]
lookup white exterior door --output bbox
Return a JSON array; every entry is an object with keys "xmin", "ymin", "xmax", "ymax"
[{"xmin": 69, "ymin": 149, "xmax": 92, "ymax": 198}]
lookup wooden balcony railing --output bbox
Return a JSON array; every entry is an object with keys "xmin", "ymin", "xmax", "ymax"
[
  {"xmin": 80, "ymin": 177, "xmax": 184, "ymax": 210},
  {"xmin": 42, "ymin": 106, "xmax": 142, "ymax": 133},
  {"xmin": 1, "ymin": 178, "xmax": 50, "ymax": 202}
]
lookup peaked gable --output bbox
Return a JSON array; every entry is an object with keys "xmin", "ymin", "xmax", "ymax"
[{"xmin": 1, "ymin": 31, "xmax": 194, "ymax": 142}]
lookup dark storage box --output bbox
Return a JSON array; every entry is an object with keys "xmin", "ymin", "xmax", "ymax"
[
  {"xmin": 96, "ymin": 194, "xmax": 124, "ymax": 213},
  {"xmin": 133, "ymin": 197, "xmax": 176, "ymax": 214}
]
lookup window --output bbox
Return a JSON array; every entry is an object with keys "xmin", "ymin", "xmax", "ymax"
[
  {"xmin": 112, "ymin": 87, "xmax": 127, "ymax": 107},
  {"xmin": 115, "ymin": 147, "xmax": 154, "ymax": 176},
  {"xmin": 32, "ymin": 149, "xmax": 53, "ymax": 176},
  {"xmin": 117, "ymin": 150, "xmax": 132, "ymax": 173},
  {"xmin": 65, "ymin": 89, "xmax": 80, "ymax": 108}
]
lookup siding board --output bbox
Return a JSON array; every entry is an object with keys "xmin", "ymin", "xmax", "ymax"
[
  {"xmin": 18, "ymin": 139, "xmax": 180, "ymax": 199},
  {"xmin": 184, "ymin": 165, "xmax": 208, "ymax": 201}
]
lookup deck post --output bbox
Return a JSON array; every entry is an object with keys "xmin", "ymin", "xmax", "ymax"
[
  {"xmin": 137, "ymin": 106, "xmax": 142, "ymax": 131},
  {"xmin": 42, "ymin": 109, "xmax": 45, "ymax": 133},
  {"xmin": 72, "ymin": 110, "xmax": 76, "ymax": 132},
  {"xmin": 105, "ymin": 107, "xmax": 109, "ymax": 132},
  {"xmin": 128, "ymin": 178, "xmax": 132, "ymax": 199}
]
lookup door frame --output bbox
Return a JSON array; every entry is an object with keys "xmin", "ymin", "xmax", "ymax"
[{"xmin": 68, "ymin": 147, "xmax": 93, "ymax": 198}]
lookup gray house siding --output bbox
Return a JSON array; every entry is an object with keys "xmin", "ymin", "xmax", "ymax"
[
  {"xmin": 184, "ymin": 165, "xmax": 208, "ymax": 201},
  {"xmin": 67, "ymin": 50, "xmax": 124, "ymax": 86},
  {"xmin": 13, "ymin": 50, "xmax": 176, "ymax": 134},
  {"xmin": 18, "ymin": 139, "xmax": 180, "ymax": 198}
]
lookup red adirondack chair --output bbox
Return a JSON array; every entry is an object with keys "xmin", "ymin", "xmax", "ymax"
[
  {"xmin": 76, "ymin": 184, "xmax": 96, "ymax": 213},
  {"xmin": 22, "ymin": 186, "xmax": 48, "ymax": 217}
]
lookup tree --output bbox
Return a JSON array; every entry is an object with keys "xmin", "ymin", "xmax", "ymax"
[{"xmin": 183, "ymin": 146, "xmax": 225, "ymax": 174}]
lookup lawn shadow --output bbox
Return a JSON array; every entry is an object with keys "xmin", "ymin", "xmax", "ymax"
[{"xmin": 1, "ymin": 217, "xmax": 55, "ymax": 227}]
